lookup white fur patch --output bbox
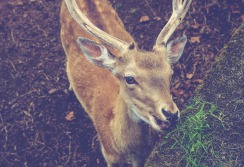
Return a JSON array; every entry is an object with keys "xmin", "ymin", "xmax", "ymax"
[
  {"xmin": 130, "ymin": 107, "xmax": 150, "ymax": 124},
  {"xmin": 149, "ymin": 116, "xmax": 162, "ymax": 132}
]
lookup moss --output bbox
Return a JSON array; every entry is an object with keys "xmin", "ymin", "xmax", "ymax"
[
  {"xmin": 197, "ymin": 23, "xmax": 244, "ymax": 114},
  {"xmin": 145, "ymin": 24, "xmax": 244, "ymax": 167}
]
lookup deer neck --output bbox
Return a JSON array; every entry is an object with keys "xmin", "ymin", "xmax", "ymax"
[{"xmin": 111, "ymin": 96, "xmax": 146, "ymax": 147}]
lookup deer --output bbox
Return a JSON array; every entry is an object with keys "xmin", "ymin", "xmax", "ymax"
[{"xmin": 60, "ymin": 0, "xmax": 192, "ymax": 166}]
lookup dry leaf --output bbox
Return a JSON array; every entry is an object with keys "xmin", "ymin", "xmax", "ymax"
[
  {"xmin": 96, "ymin": 158, "xmax": 100, "ymax": 164},
  {"xmin": 193, "ymin": 79, "xmax": 203, "ymax": 84},
  {"xmin": 177, "ymin": 89, "xmax": 184, "ymax": 95},
  {"xmin": 140, "ymin": 16, "xmax": 150, "ymax": 22},
  {"xmin": 176, "ymin": 24, "xmax": 184, "ymax": 30},
  {"xmin": 9, "ymin": 0, "xmax": 24, "ymax": 5},
  {"xmin": 191, "ymin": 22, "xmax": 200, "ymax": 29},
  {"xmin": 241, "ymin": 14, "xmax": 244, "ymax": 22},
  {"xmin": 48, "ymin": 88, "xmax": 58, "ymax": 94},
  {"xmin": 189, "ymin": 36, "xmax": 200, "ymax": 43},
  {"xmin": 174, "ymin": 82, "xmax": 181, "ymax": 89},
  {"xmin": 65, "ymin": 111, "xmax": 75, "ymax": 121},
  {"xmin": 154, "ymin": 16, "xmax": 161, "ymax": 21},
  {"xmin": 183, "ymin": 83, "xmax": 191, "ymax": 89},
  {"xmin": 186, "ymin": 73, "xmax": 194, "ymax": 79},
  {"xmin": 172, "ymin": 89, "xmax": 184, "ymax": 95}
]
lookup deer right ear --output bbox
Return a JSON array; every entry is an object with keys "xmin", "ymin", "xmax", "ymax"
[
  {"xmin": 77, "ymin": 37, "xmax": 116, "ymax": 71},
  {"xmin": 166, "ymin": 35, "xmax": 187, "ymax": 64}
]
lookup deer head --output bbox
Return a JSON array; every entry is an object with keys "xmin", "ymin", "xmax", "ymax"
[{"xmin": 64, "ymin": 0, "xmax": 191, "ymax": 131}]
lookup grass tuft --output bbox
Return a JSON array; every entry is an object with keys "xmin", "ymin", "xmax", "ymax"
[
  {"xmin": 161, "ymin": 97, "xmax": 227, "ymax": 167},
  {"xmin": 114, "ymin": 2, "xmax": 122, "ymax": 10},
  {"xmin": 129, "ymin": 8, "xmax": 139, "ymax": 14}
]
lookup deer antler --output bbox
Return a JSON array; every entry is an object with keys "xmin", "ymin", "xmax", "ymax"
[
  {"xmin": 155, "ymin": 0, "xmax": 192, "ymax": 46},
  {"xmin": 64, "ymin": 0, "xmax": 130, "ymax": 51}
]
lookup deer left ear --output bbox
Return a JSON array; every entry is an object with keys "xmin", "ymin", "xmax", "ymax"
[
  {"xmin": 166, "ymin": 35, "xmax": 187, "ymax": 64},
  {"xmin": 77, "ymin": 37, "xmax": 116, "ymax": 71}
]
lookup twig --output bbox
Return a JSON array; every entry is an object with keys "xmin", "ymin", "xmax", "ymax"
[
  {"xmin": 11, "ymin": 29, "xmax": 16, "ymax": 42},
  {"xmin": 0, "ymin": 113, "xmax": 8, "ymax": 150},
  {"xmin": 144, "ymin": 0, "xmax": 157, "ymax": 17},
  {"xmin": 9, "ymin": 60, "xmax": 17, "ymax": 72},
  {"xmin": 31, "ymin": 25, "xmax": 48, "ymax": 37},
  {"xmin": 62, "ymin": 141, "xmax": 72, "ymax": 166},
  {"xmin": 10, "ymin": 89, "xmax": 36, "ymax": 104},
  {"xmin": 92, "ymin": 134, "xmax": 98, "ymax": 151}
]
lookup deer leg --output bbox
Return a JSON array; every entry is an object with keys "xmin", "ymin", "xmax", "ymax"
[
  {"xmin": 66, "ymin": 60, "xmax": 73, "ymax": 91},
  {"xmin": 132, "ymin": 157, "xmax": 144, "ymax": 167},
  {"xmin": 101, "ymin": 144, "xmax": 121, "ymax": 167}
]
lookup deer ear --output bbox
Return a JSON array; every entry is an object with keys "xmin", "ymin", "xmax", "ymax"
[
  {"xmin": 77, "ymin": 37, "xmax": 116, "ymax": 71},
  {"xmin": 166, "ymin": 35, "xmax": 187, "ymax": 64}
]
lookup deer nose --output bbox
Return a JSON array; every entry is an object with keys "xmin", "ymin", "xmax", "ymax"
[{"xmin": 161, "ymin": 109, "xmax": 179, "ymax": 122}]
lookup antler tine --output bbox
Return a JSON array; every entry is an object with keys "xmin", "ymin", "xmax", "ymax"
[
  {"xmin": 155, "ymin": 0, "xmax": 192, "ymax": 46},
  {"xmin": 64, "ymin": 0, "xmax": 130, "ymax": 51}
]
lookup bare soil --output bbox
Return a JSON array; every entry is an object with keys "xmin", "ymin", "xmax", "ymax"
[{"xmin": 0, "ymin": 0, "xmax": 243, "ymax": 166}]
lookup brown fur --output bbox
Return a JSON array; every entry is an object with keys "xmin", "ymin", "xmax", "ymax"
[
  {"xmin": 60, "ymin": 0, "xmax": 188, "ymax": 166},
  {"xmin": 60, "ymin": 1, "xmax": 149, "ymax": 166}
]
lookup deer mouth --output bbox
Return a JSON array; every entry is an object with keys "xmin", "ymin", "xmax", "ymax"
[
  {"xmin": 152, "ymin": 115, "xmax": 170, "ymax": 130},
  {"xmin": 131, "ymin": 107, "xmax": 170, "ymax": 130}
]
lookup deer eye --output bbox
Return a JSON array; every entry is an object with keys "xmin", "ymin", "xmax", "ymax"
[{"xmin": 125, "ymin": 76, "xmax": 137, "ymax": 84}]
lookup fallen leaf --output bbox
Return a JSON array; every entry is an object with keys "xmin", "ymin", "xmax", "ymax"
[
  {"xmin": 172, "ymin": 89, "xmax": 184, "ymax": 95},
  {"xmin": 65, "ymin": 111, "xmax": 75, "ymax": 121},
  {"xmin": 241, "ymin": 14, "xmax": 244, "ymax": 22},
  {"xmin": 48, "ymin": 88, "xmax": 58, "ymax": 94},
  {"xmin": 154, "ymin": 16, "xmax": 161, "ymax": 21},
  {"xmin": 140, "ymin": 16, "xmax": 150, "ymax": 22},
  {"xmin": 177, "ymin": 89, "xmax": 184, "ymax": 95},
  {"xmin": 193, "ymin": 79, "xmax": 203, "ymax": 84},
  {"xmin": 186, "ymin": 73, "xmax": 194, "ymax": 79},
  {"xmin": 9, "ymin": 0, "xmax": 24, "ymax": 5},
  {"xmin": 176, "ymin": 24, "xmax": 184, "ymax": 30},
  {"xmin": 96, "ymin": 158, "xmax": 100, "ymax": 164},
  {"xmin": 173, "ymin": 82, "xmax": 181, "ymax": 89},
  {"xmin": 191, "ymin": 22, "xmax": 200, "ymax": 29},
  {"xmin": 183, "ymin": 83, "xmax": 191, "ymax": 89},
  {"xmin": 189, "ymin": 36, "xmax": 200, "ymax": 43}
]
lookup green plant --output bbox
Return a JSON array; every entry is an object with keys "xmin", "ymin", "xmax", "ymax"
[
  {"xmin": 162, "ymin": 98, "xmax": 226, "ymax": 167},
  {"xmin": 129, "ymin": 8, "xmax": 139, "ymax": 14},
  {"xmin": 114, "ymin": 2, "xmax": 122, "ymax": 10}
]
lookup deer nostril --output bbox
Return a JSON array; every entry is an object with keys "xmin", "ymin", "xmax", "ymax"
[
  {"xmin": 162, "ymin": 109, "xmax": 172, "ymax": 119},
  {"xmin": 171, "ymin": 111, "xmax": 179, "ymax": 122},
  {"xmin": 162, "ymin": 109, "xmax": 179, "ymax": 122}
]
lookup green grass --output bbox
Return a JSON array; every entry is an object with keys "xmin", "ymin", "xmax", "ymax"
[
  {"xmin": 129, "ymin": 8, "xmax": 139, "ymax": 15},
  {"xmin": 114, "ymin": 2, "xmax": 122, "ymax": 10},
  {"xmin": 161, "ymin": 97, "xmax": 226, "ymax": 167}
]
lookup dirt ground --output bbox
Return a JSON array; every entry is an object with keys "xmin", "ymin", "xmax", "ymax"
[{"xmin": 0, "ymin": 0, "xmax": 243, "ymax": 166}]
